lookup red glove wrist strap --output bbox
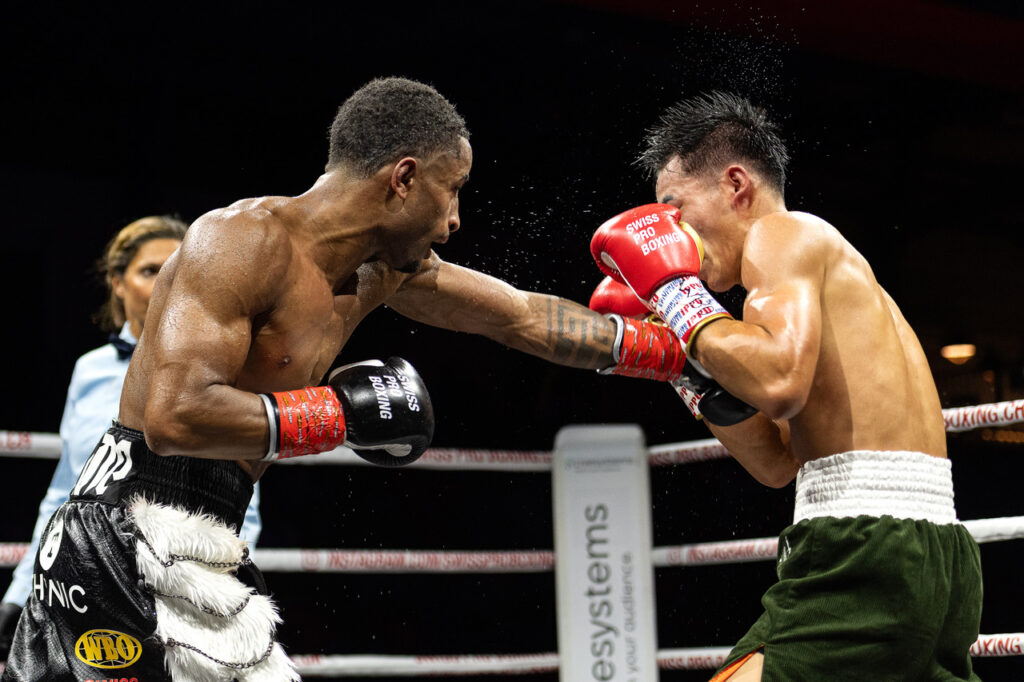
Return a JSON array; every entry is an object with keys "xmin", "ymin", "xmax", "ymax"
[
  {"xmin": 610, "ymin": 315, "xmax": 687, "ymax": 382},
  {"xmin": 263, "ymin": 386, "xmax": 346, "ymax": 460}
]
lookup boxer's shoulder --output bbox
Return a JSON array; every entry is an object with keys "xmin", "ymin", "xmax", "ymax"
[
  {"xmin": 743, "ymin": 211, "xmax": 838, "ymax": 275},
  {"xmin": 748, "ymin": 210, "xmax": 834, "ymax": 244},
  {"xmin": 191, "ymin": 198, "xmax": 294, "ymax": 247},
  {"xmin": 179, "ymin": 200, "xmax": 295, "ymax": 284}
]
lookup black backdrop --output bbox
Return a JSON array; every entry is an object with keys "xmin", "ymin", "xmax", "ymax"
[{"xmin": 2, "ymin": 1, "xmax": 1023, "ymax": 680}]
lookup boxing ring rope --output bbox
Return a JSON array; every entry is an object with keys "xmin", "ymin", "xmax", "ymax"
[
  {"xmin": 2, "ymin": 398, "xmax": 1023, "ymax": 676},
  {"xmin": 2, "ymin": 514, "xmax": 1022, "ymax": 574},
  {"xmin": 3, "ymin": 398, "xmax": 1023, "ymax": 467},
  {"xmin": 282, "ymin": 633, "xmax": 1024, "ymax": 676}
]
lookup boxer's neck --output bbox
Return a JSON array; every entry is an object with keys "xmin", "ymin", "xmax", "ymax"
[{"xmin": 289, "ymin": 169, "xmax": 394, "ymax": 283}]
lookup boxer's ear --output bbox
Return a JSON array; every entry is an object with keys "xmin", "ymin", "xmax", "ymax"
[
  {"xmin": 725, "ymin": 164, "xmax": 753, "ymax": 209},
  {"xmin": 390, "ymin": 157, "xmax": 418, "ymax": 199}
]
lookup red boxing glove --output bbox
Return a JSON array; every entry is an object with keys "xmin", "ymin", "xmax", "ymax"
[
  {"xmin": 603, "ymin": 315, "xmax": 687, "ymax": 382},
  {"xmin": 589, "ymin": 274, "xmax": 685, "ymax": 381},
  {"xmin": 588, "ymin": 275, "xmax": 649, "ymax": 318},
  {"xmin": 591, "ymin": 204, "xmax": 731, "ymax": 351},
  {"xmin": 589, "ymin": 276, "xmax": 702, "ymax": 415},
  {"xmin": 589, "ymin": 277, "xmax": 756, "ymax": 425},
  {"xmin": 590, "ymin": 203, "xmax": 703, "ymax": 299}
]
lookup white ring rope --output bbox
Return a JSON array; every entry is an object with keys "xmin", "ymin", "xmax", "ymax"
[
  {"xmin": 0, "ymin": 432, "xmax": 554, "ymax": 470},
  {"xmin": 943, "ymin": 399, "xmax": 1024, "ymax": 433},
  {"xmin": 290, "ymin": 652, "xmax": 561, "ymax": 676},
  {"xmin": 254, "ymin": 548, "xmax": 555, "ymax": 574},
  {"xmin": 2, "ymin": 398, "xmax": 1022, "ymax": 466},
  {"xmin": 2, "ymin": 516, "xmax": 1022, "ymax": 572},
  {"xmin": 288, "ymin": 634, "xmax": 1024, "ymax": 676}
]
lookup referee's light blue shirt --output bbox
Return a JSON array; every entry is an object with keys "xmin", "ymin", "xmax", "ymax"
[{"xmin": 3, "ymin": 323, "xmax": 263, "ymax": 606}]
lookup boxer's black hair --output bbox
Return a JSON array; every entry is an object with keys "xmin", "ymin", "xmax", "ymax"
[
  {"xmin": 327, "ymin": 77, "xmax": 469, "ymax": 176},
  {"xmin": 638, "ymin": 91, "xmax": 789, "ymax": 196}
]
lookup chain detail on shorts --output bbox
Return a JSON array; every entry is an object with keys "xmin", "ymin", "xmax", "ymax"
[
  {"xmin": 139, "ymin": 531, "xmax": 253, "ymax": 569},
  {"xmin": 141, "ymin": 580, "xmax": 253, "ymax": 618},
  {"xmin": 162, "ymin": 631, "xmax": 277, "ymax": 670}
]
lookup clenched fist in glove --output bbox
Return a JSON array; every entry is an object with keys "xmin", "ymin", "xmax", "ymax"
[
  {"xmin": 259, "ymin": 356, "xmax": 434, "ymax": 466},
  {"xmin": 590, "ymin": 276, "xmax": 755, "ymax": 427}
]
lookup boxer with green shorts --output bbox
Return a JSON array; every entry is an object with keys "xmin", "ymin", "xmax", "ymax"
[
  {"xmin": 592, "ymin": 91, "xmax": 983, "ymax": 680},
  {"xmin": 715, "ymin": 450, "xmax": 982, "ymax": 681}
]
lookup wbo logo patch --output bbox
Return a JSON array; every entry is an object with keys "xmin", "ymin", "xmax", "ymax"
[{"xmin": 74, "ymin": 629, "xmax": 142, "ymax": 669}]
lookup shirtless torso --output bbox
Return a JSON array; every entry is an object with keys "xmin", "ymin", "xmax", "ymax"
[
  {"xmin": 119, "ymin": 154, "xmax": 619, "ymax": 480},
  {"xmin": 654, "ymin": 156, "xmax": 945, "ymax": 486},
  {"xmin": 118, "ymin": 197, "xmax": 409, "ymax": 480},
  {"xmin": 701, "ymin": 211, "xmax": 946, "ymax": 473}
]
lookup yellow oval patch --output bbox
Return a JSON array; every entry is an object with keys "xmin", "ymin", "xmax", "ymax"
[{"xmin": 74, "ymin": 628, "xmax": 142, "ymax": 669}]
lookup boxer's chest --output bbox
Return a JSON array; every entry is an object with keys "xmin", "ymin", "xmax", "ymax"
[{"xmin": 237, "ymin": 262, "xmax": 399, "ymax": 392}]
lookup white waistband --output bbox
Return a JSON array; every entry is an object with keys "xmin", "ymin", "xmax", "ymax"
[{"xmin": 793, "ymin": 451, "xmax": 958, "ymax": 525}]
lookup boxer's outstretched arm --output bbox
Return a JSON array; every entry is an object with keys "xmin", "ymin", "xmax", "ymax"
[
  {"xmin": 390, "ymin": 253, "xmax": 616, "ymax": 369},
  {"xmin": 138, "ymin": 216, "xmax": 286, "ymax": 459}
]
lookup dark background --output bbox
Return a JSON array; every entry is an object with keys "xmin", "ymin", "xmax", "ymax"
[{"xmin": 2, "ymin": 0, "xmax": 1023, "ymax": 679}]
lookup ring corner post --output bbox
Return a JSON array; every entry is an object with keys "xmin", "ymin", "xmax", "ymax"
[{"xmin": 552, "ymin": 424, "xmax": 659, "ymax": 681}]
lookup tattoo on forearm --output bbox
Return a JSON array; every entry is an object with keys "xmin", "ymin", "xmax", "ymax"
[{"xmin": 545, "ymin": 299, "xmax": 615, "ymax": 367}]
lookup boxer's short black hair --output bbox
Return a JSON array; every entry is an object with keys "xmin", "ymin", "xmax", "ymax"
[
  {"xmin": 327, "ymin": 77, "xmax": 469, "ymax": 176},
  {"xmin": 638, "ymin": 91, "xmax": 789, "ymax": 196}
]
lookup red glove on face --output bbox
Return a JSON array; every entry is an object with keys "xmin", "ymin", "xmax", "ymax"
[
  {"xmin": 590, "ymin": 203, "xmax": 731, "ymax": 351},
  {"xmin": 590, "ymin": 204, "xmax": 702, "ymax": 297}
]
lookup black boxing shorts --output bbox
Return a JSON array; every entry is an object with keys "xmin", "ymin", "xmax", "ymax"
[{"xmin": 1, "ymin": 422, "xmax": 298, "ymax": 682}]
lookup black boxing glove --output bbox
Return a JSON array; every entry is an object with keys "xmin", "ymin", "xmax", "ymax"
[
  {"xmin": 327, "ymin": 357, "xmax": 434, "ymax": 467},
  {"xmin": 260, "ymin": 357, "xmax": 434, "ymax": 466},
  {"xmin": 674, "ymin": 360, "xmax": 757, "ymax": 427},
  {"xmin": 0, "ymin": 602, "xmax": 23, "ymax": 661}
]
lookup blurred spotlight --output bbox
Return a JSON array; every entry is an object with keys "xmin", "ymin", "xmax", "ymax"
[
  {"xmin": 981, "ymin": 428, "xmax": 1024, "ymax": 443},
  {"xmin": 941, "ymin": 343, "xmax": 976, "ymax": 365}
]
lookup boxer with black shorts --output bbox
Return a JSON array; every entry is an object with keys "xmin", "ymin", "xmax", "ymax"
[{"xmin": 3, "ymin": 78, "xmax": 690, "ymax": 681}]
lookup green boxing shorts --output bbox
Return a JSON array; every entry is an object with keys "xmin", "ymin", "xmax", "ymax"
[{"xmin": 713, "ymin": 450, "xmax": 983, "ymax": 682}]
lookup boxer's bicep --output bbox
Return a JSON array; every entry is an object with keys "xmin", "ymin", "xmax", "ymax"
[
  {"xmin": 694, "ymin": 218, "xmax": 824, "ymax": 418},
  {"xmin": 142, "ymin": 220, "xmax": 289, "ymax": 456},
  {"xmin": 149, "ymin": 270, "xmax": 254, "ymax": 398},
  {"xmin": 741, "ymin": 279, "xmax": 822, "ymax": 382},
  {"xmin": 150, "ymin": 224, "xmax": 284, "ymax": 390},
  {"xmin": 740, "ymin": 223, "xmax": 824, "ymax": 386}
]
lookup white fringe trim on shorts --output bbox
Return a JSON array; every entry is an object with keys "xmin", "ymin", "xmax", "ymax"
[
  {"xmin": 130, "ymin": 496, "xmax": 299, "ymax": 681},
  {"xmin": 793, "ymin": 450, "xmax": 958, "ymax": 525}
]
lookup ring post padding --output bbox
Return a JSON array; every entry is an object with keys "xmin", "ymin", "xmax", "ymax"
[{"xmin": 552, "ymin": 424, "xmax": 658, "ymax": 682}]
